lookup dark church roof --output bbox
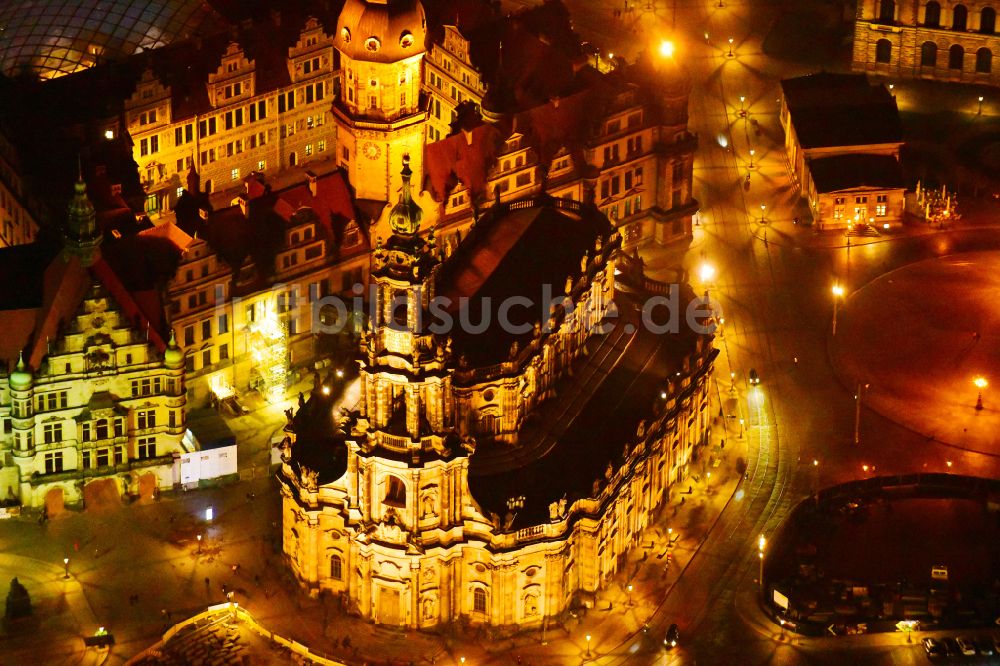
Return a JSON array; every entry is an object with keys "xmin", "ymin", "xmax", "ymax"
[{"xmin": 437, "ymin": 197, "xmax": 612, "ymax": 366}]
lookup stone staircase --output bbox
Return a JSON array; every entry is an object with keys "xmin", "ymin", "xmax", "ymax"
[{"xmin": 846, "ymin": 223, "xmax": 880, "ymax": 238}]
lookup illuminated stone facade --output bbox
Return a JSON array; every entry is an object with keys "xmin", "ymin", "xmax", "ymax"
[
  {"xmin": 0, "ymin": 180, "xmax": 188, "ymax": 509},
  {"xmin": 279, "ymin": 160, "xmax": 715, "ymax": 627},
  {"xmin": 0, "ymin": 129, "xmax": 39, "ymax": 248},
  {"xmin": 853, "ymin": 0, "xmax": 1000, "ymax": 84}
]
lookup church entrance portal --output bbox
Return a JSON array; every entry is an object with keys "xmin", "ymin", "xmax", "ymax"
[{"xmin": 377, "ymin": 586, "xmax": 401, "ymax": 625}]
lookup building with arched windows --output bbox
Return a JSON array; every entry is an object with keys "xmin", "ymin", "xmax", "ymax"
[
  {"xmin": 278, "ymin": 161, "xmax": 716, "ymax": 626},
  {"xmin": 854, "ymin": 0, "xmax": 1000, "ymax": 84}
]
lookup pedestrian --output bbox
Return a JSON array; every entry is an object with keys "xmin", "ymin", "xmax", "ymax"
[
  {"xmin": 720, "ymin": 438, "xmax": 725, "ymax": 449},
  {"xmin": 204, "ymin": 576, "xmax": 210, "ymax": 588}
]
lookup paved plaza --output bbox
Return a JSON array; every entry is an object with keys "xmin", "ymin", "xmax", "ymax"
[{"xmin": 830, "ymin": 251, "xmax": 1000, "ymax": 456}]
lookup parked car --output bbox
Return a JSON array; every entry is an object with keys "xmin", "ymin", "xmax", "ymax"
[
  {"xmin": 993, "ymin": 635, "xmax": 1000, "ymax": 655},
  {"xmin": 942, "ymin": 637, "xmax": 960, "ymax": 656},
  {"xmin": 975, "ymin": 638, "xmax": 995, "ymax": 656},
  {"xmin": 922, "ymin": 637, "xmax": 945, "ymax": 658},
  {"xmin": 664, "ymin": 623, "xmax": 679, "ymax": 648},
  {"xmin": 748, "ymin": 368, "xmax": 760, "ymax": 385},
  {"xmin": 956, "ymin": 637, "xmax": 977, "ymax": 656}
]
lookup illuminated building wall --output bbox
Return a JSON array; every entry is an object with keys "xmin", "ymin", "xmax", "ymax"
[
  {"xmin": 0, "ymin": 129, "xmax": 39, "ymax": 248},
  {"xmin": 853, "ymin": 0, "xmax": 1000, "ymax": 84}
]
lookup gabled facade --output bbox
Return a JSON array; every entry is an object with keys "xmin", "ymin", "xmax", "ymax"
[{"xmin": 0, "ymin": 179, "xmax": 188, "ymax": 510}]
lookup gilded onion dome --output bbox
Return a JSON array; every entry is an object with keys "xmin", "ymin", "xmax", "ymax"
[{"xmin": 333, "ymin": 0, "xmax": 427, "ymax": 63}]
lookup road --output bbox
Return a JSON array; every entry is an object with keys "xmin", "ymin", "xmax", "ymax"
[{"xmin": 539, "ymin": 0, "xmax": 1000, "ymax": 664}]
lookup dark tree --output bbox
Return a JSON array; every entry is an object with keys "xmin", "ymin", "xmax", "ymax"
[{"xmin": 5, "ymin": 578, "xmax": 31, "ymax": 619}]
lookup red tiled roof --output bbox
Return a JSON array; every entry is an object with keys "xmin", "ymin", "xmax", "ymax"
[
  {"xmin": 423, "ymin": 123, "xmax": 503, "ymax": 204},
  {"xmin": 139, "ymin": 221, "xmax": 195, "ymax": 252},
  {"xmin": 28, "ymin": 255, "xmax": 91, "ymax": 368}
]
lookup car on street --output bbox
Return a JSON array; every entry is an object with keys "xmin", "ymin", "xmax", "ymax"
[
  {"xmin": 942, "ymin": 637, "xmax": 960, "ymax": 656},
  {"xmin": 922, "ymin": 637, "xmax": 945, "ymax": 658},
  {"xmin": 956, "ymin": 636, "xmax": 977, "ymax": 656},
  {"xmin": 748, "ymin": 368, "xmax": 760, "ymax": 385},
  {"xmin": 664, "ymin": 623, "xmax": 679, "ymax": 648},
  {"xmin": 975, "ymin": 638, "xmax": 995, "ymax": 656}
]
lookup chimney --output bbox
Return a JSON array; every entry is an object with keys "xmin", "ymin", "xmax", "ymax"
[{"xmin": 305, "ymin": 170, "xmax": 319, "ymax": 197}]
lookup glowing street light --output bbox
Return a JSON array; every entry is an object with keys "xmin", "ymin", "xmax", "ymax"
[
  {"xmin": 978, "ymin": 95, "xmax": 985, "ymax": 114},
  {"xmin": 749, "ymin": 149, "xmax": 756, "ymax": 168},
  {"xmin": 727, "ymin": 37, "xmax": 734, "ymax": 57},
  {"xmin": 586, "ymin": 633, "xmax": 592, "ymax": 657},
  {"xmin": 197, "ymin": 534, "xmax": 203, "ymax": 554},
  {"xmin": 831, "ymin": 283, "xmax": 844, "ymax": 336},
  {"xmin": 974, "ymin": 376, "xmax": 988, "ymax": 410},
  {"xmin": 659, "ymin": 40, "xmax": 675, "ymax": 58},
  {"xmin": 627, "ymin": 583, "xmax": 634, "ymax": 606},
  {"xmin": 759, "ymin": 203, "xmax": 766, "ymax": 223},
  {"xmin": 699, "ymin": 262, "xmax": 716, "ymax": 284},
  {"xmin": 757, "ymin": 534, "xmax": 766, "ymax": 589},
  {"xmin": 739, "ymin": 95, "xmax": 746, "ymax": 117},
  {"xmin": 63, "ymin": 557, "xmax": 70, "ymax": 580}
]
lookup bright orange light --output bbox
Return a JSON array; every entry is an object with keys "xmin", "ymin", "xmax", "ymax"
[
  {"xmin": 974, "ymin": 376, "xmax": 988, "ymax": 389},
  {"xmin": 832, "ymin": 284, "xmax": 844, "ymax": 297},
  {"xmin": 659, "ymin": 40, "xmax": 675, "ymax": 58}
]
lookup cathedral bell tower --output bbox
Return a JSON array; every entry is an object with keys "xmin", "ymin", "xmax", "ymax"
[
  {"xmin": 332, "ymin": 0, "xmax": 428, "ymax": 202},
  {"xmin": 356, "ymin": 156, "xmax": 456, "ymax": 461}
]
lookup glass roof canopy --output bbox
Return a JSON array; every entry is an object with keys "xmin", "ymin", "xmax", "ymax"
[{"xmin": 0, "ymin": 0, "xmax": 223, "ymax": 80}]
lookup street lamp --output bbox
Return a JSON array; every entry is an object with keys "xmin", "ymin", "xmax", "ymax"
[
  {"xmin": 974, "ymin": 376, "xmax": 987, "ymax": 410},
  {"xmin": 727, "ymin": 38, "xmax": 734, "ymax": 57},
  {"xmin": 812, "ymin": 459, "xmax": 820, "ymax": 502},
  {"xmin": 978, "ymin": 95, "xmax": 985, "ymax": 114},
  {"xmin": 627, "ymin": 583, "xmax": 633, "ymax": 606},
  {"xmin": 739, "ymin": 417, "xmax": 745, "ymax": 438},
  {"xmin": 739, "ymin": 95, "xmax": 746, "ymax": 117},
  {"xmin": 831, "ymin": 283, "xmax": 844, "ymax": 336},
  {"xmin": 699, "ymin": 261, "xmax": 716, "ymax": 286},
  {"xmin": 759, "ymin": 203, "xmax": 766, "ymax": 224},
  {"xmin": 586, "ymin": 633, "xmax": 592, "ymax": 657},
  {"xmin": 63, "ymin": 557, "xmax": 70, "ymax": 580},
  {"xmin": 757, "ymin": 534, "xmax": 766, "ymax": 590},
  {"xmin": 659, "ymin": 40, "xmax": 675, "ymax": 58},
  {"xmin": 749, "ymin": 149, "xmax": 755, "ymax": 168},
  {"xmin": 197, "ymin": 534, "xmax": 202, "ymax": 554}
]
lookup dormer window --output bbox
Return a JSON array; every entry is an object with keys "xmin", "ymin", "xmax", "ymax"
[
  {"xmin": 400, "ymin": 31, "xmax": 414, "ymax": 48},
  {"xmin": 341, "ymin": 27, "xmax": 351, "ymax": 43},
  {"xmin": 227, "ymin": 61, "xmax": 238, "ymax": 73},
  {"xmin": 365, "ymin": 37, "xmax": 381, "ymax": 52}
]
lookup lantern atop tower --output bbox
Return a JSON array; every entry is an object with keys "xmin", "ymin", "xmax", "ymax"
[{"xmin": 333, "ymin": 0, "xmax": 427, "ymax": 64}]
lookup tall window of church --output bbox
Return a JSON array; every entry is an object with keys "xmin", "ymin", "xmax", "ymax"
[
  {"xmin": 330, "ymin": 554, "xmax": 343, "ymax": 580},
  {"xmin": 473, "ymin": 588, "xmax": 487, "ymax": 613},
  {"xmin": 977, "ymin": 47, "xmax": 993, "ymax": 72},
  {"xmin": 953, "ymin": 4, "xmax": 968, "ymax": 30},
  {"xmin": 921, "ymin": 41, "xmax": 938, "ymax": 66},
  {"xmin": 875, "ymin": 39, "xmax": 892, "ymax": 63},
  {"xmin": 384, "ymin": 476, "xmax": 406, "ymax": 508},
  {"xmin": 982, "ymin": 7, "xmax": 997, "ymax": 33},
  {"xmin": 949, "ymin": 44, "xmax": 965, "ymax": 69},
  {"xmin": 392, "ymin": 290, "xmax": 409, "ymax": 327},
  {"xmin": 480, "ymin": 413, "xmax": 499, "ymax": 434},
  {"xmin": 878, "ymin": 0, "xmax": 895, "ymax": 21}
]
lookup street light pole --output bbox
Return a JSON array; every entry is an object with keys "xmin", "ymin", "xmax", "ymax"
[
  {"xmin": 63, "ymin": 557, "xmax": 70, "ymax": 580},
  {"xmin": 760, "ymin": 204, "xmax": 766, "ymax": 223},
  {"xmin": 727, "ymin": 38, "xmax": 734, "ymax": 57},
  {"xmin": 854, "ymin": 383, "xmax": 868, "ymax": 444},
  {"xmin": 586, "ymin": 633, "xmax": 592, "ymax": 657},
  {"xmin": 831, "ymin": 284, "xmax": 844, "ymax": 335},
  {"xmin": 974, "ymin": 376, "xmax": 988, "ymax": 410},
  {"xmin": 757, "ymin": 534, "xmax": 766, "ymax": 592},
  {"xmin": 979, "ymin": 95, "xmax": 985, "ymax": 114},
  {"xmin": 749, "ymin": 149, "xmax": 755, "ymax": 168},
  {"xmin": 739, "ymin": 95, "xmax": 746, "ymax": 117}
]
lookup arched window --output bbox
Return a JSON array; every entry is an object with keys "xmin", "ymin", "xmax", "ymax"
[
  {"xmin": 950, "ymin": 44, "xmax": 965, "ymax": 69},
  {"xmin": 473, "ymin": 588, "xmax": 487, "ymax": 613},
  {"xmin": 925, "ymin": 1, "xmax": 941, "ymax": 26},
  {"xmin": 875, "ymin": 39, "xmax": 893, "ymax": 63},
  {"xmin": 921, "ymin": 41, "xmax": 938, "ymax": 66},
  {"xmin": 383, "ymin": 475, "xmax": 406, "ymax": 507},
  {"xmin": 953, "ymin": 4, "xmax": 968, "ymax": 30},
  {"xmin": 982, "ymin": 7, "xmax": 996, "ymax": 34},
  {"xmin": 330, "ymin": 554, "xmax": 343, "ymax": 580},
  {"xmin": 977, "ymin": 47, "xmax": 993, "ymax": 72},
  {"xmin": 879, "ymin": 0, "xmax": 895, "ymax": 21}
]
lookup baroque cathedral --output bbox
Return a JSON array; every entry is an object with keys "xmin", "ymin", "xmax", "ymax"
[{"xmin": 277, "ymin": 0, "xmax": 715, "ymax": 629}]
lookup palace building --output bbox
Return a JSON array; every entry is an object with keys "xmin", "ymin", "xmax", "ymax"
[
  {"xmin": 853, "ymin": 0, "xmax": 1000, "ymax": 85},
  {"xmin": 277, "ymin": 155, "xmax": 716, "ymax": 627},
  {"xmin": 0, "ymin": 177, "xmax": 188, "ymax": 510}
]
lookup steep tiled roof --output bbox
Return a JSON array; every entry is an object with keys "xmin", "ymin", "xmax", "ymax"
[{"xmin": 437, "ymin": 198, "xmax": 612, "ymax": 366}]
